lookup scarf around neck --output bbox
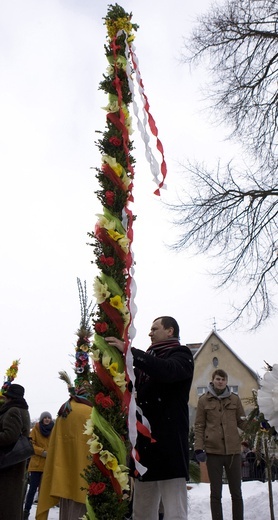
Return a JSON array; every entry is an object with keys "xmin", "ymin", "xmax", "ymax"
[
  {"xmin": 136, "ymin": 339, "xmax": 181, "ymax": 386},
  {"xmin": 146, "ymin": 338, "xmax": 181, "ymax": 357},
  {"xmin": 39, "ymin": 420, "xmax": 54, "ymax": 437},
  {"xmin": 207, "ymin": 381, "xmax": 231, "ymax": 399}
]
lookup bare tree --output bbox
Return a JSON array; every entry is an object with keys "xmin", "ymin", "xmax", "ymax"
[
  {"xmin": 171, "ymin": 162, "xmax": 278, "ymax": 329},
  {"xmin": 182, "ymin": 0, "xmax": 278, "ymax": 163},
  {"xmin": 171, "ymin": 0, "xmax": 278, "ymax": 329}
]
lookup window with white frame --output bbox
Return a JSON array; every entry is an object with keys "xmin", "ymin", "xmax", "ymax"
[{"xmin": 197, "ymin": 386, "xmax": 207, "ymax": 396}]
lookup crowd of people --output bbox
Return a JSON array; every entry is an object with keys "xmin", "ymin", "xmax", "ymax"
[
  {"xmin": 240, "ymin": 441, "xmax": 278, "ymax": 483},
  {"xmin": 0, "ymin": 316, "xmax": 277, "ymax": 520}
]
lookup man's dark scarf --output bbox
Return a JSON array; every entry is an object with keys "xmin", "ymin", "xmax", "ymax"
[{"xmin": 136, "ymin": 338, "xmax": 181, "ymax": 385}]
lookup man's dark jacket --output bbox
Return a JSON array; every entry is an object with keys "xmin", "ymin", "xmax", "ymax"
[{"xmin": 131, "ymin": 341, "xmax": 194, "ymax": 481}]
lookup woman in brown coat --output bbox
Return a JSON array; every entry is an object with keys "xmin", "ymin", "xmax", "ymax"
[
  {"xmin": 23, "ymin": 411, "xmax": 54, "ymax": 519},
  {"xmin": 0, "ymin": 383, "xmax": 31, "ymax": 520}
]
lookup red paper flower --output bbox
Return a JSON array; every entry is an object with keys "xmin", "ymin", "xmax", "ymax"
[
  {"xmin": 95, "ymin": 392, "xmax": 115, "ymax": 408},
  {"xmin": 99, "ymin": 255, "xmax": 115, "ymax": 267},
  {"xmin": 88, "ymin": 482, "xmax": 106, "ymax": 496},
  {"xmin": 109, "ymin": 136, "xmax": 122, "ymax": 147},
  {"xmin": 95, "ymin": 321, "xmax": 109, "ymax": 333},
  {"xmin": 105, "ymin": 190, "xmax": 115, "ymax": 206}
]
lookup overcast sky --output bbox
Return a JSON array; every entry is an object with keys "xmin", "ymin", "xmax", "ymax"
[{"xmin": 1, "ymin": 0, "xmax": 277, "ymax": 420}]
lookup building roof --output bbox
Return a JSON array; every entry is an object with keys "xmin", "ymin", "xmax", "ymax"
[
  {"xmin": 192, "ymin": 330, "xmax": 259, "ymax": 382},
  {"xmin": 186, "ymin": 343, "xmax": 202, "ymax": 356}
]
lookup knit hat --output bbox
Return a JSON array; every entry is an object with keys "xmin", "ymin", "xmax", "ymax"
[
  {"xmin": 5, "ymin": 383, "xmax": 25, "ymax": 399},
  {"xmin": 40, "ymin": 411, "xmax": 52, "ymax": 421}
]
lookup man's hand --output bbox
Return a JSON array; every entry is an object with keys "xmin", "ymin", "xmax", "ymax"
[
  {"xmin": 105, "ymin": 336, "xmax": 125, "ymax": 353},
  {"xmin": 194, "ymin": 449, "xmax": 207, "ymax": 463}
]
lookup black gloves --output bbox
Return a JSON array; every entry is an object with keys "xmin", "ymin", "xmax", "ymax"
[{"xmin": 194, "ymin": 449, "xmax": 207, "ymax": 463}]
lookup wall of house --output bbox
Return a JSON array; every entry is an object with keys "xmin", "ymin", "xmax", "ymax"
[{"xmin": 188, "ymin": 332, "xmax": 259, "ymax": 426}]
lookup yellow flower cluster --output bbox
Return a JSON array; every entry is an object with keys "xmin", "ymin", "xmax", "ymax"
[
  {"xmin": 84, "ymin": 419, "xmax": 130, "ymax": 491},
  {"xmin": 0, "ymin": 359, "xmax": 20, "ymax": 397},
  {"xmin": 6, "ymin": 359, "xmax": 20, "ymax": 380},
  {"xmin": 105, "ymin": 17, "xmax": 133, "ymax": 39},
  {"xmin": 97, "ymin": 206, "xmax": 130, "ymax": 251},
  {"xmin": 104, "ymin": 356, "xmax": 126, "ymax": 393}
]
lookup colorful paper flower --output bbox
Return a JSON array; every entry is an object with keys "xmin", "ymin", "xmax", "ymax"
[
  {"xmin": 110, "ymin": 294, "xmax": 124, "ymax": 310},
  {"xmin": 88, "ymin": 482, "xmax": 106, "ymax": 496},
  {"xmin": 105, "ymin": 190, "xmax": 115, "ymax": 206},
  {"xmin": 99, "ymin": 255, "xmax": 115, "ymax": 267},
  {"xmin": 100, "ymin": 450, "xmax": 118, "ymax": 471},
  {"xmin": 93, "ymin": 278, "xmax": 111, "ymax": 303},
  {"xmin": 94, "ymin": 321, "xmax": 109, "ymax": 334},
  {"xmin": 95, "ymin": 392, "xmax": 115, "ymax": 408},
  {"xmin": 109, "ymin": 136, "xmax": 122, "ymax": 147},
  {"xmin": 113, "ymin": 465, "xmax": 130, "ymax": 491},
  {"xmin": 88, "ymin": 438, "xmax": 103, "ymax": 455}
]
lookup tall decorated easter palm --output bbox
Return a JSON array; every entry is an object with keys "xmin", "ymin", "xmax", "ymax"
[{"xmin": 83, "ymin": 4, "xmax": 167, "ymax": 520}]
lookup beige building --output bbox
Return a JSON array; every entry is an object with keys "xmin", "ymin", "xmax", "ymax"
[{"xmin": 187, "ymin": 330, "xmax": 259, "ymax": 426}]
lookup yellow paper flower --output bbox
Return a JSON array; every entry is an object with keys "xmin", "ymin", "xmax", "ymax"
[
  {"xmin": 79, "ymin": 344, "xmax": 89, "ymax": 352},
  {"xmin": 102, "ymin": 99, "xmax": 120, "ymax": 113},
  {"xmin": 99, "ymin": 450, "xmax": 118, "ymax": 471},
  {"xmin": 113, "ymin": 465, "xmax": 130, "ymax": 491},
  {"xmin": 121, "ymin": 302, "xmax": 130, "ymax": 326},
  {"xmin": 109, "ymin": 362, "xmax": 119, "ymax": 377},
  {"xmin": 102, "ymin": 351, "xmax": 112, "ymax": 369},
  {"xmin": 121, "ymin": 106, "xmax": 129, "ymax": 119},
  {"xmin": 93, "ymin": 277, "xmax": 111, "ymax": 304},
  {"xmin": 121, "ymin": 107, "xmax": 134, "ymax": 135},
  {"xmin": 110, "ymin": 294, "xmax": 123, "ymax": 310},
  {"xmin": 102, "ymin": 155, "xmax": 131, "ymax": 190},
  {"xmin": 97, "ymin": 214, "xmax": 116, "ymax": 231},
  {"xmin": 113, "ymin": 372, "xmax": 126, "ymax": 392},
  {"xmin": 84, "ymin": 418, "xmax": 94, "ymax": 436},
  {"xmin": 91, "ymin": 349, "xmax": 100, "ymax": 362},
  {"xmin": 105, "ymin": 17, "xmax": 133, "ymax": 39},
  {"xmin": 102, "ymin": 154, "xmax": 118, "ymax": 170},
  {"xmin": 113, "ymin": 163, "xmax": 124, "ymax": 177},
  {"xmin": 88, "ymin": 438, "xmax": 103, "ymax": 454},
  {"xmin": 118, "ymin": 236, "xmax": 130, "ymax": 253},
  {"xmin": 102, "ymin": 154, "xmax": 124, "ymax": 178},
  {"xmin": 107, "ymin": 229, "xmax": 125, "ymax": 243}
]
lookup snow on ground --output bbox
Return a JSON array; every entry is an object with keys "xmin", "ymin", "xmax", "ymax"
[
  {"xmin": 29, "ymin": 480, "xmax": 278, "ymax": 519},
  {"xmin": 188, "ymin": 480, "xmax": 278, "ymax": 520}
]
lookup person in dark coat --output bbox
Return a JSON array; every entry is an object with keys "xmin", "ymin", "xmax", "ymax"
[
  {"xmin": 253, "ymin": 450, "xmax": 266, "ymax": 482},
  {"xmin": 106, "ymin": 316, "xmax": 194, "ymax": 520},
  {"xmin": 0, "ymin": 383, "xmax": 31, "ymax": 520}
]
